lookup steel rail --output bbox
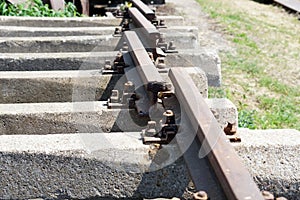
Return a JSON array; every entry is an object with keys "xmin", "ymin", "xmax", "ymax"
[
  {"xmin": 131, "ymin": 0, "xmax": 156, "ymax": 21},
  {"xmin": 123, "ymin": 31, "xmax": 163, "ymax": 85},
  {"xmin": 169, "ymin": 68, "xmax": 264, "ymax": 200},
  {"xmin": 122, "ymin": 31, "xmax": 170, "ymax": 115},
  {"xmin": 128, "ymin": 7, "xmax": 160, "ymax": 46}
]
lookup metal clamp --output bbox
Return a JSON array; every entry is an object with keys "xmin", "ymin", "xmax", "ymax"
[{"xmin": 141, "ymin": 110, "xmax": 178, "ymax": 144}]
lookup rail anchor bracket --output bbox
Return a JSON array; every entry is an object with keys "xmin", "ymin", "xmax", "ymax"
[
  {"xmin": 141, "ymin": 110, "xmax": 178, "ymax": 144},
  {"xmin": 107, "ymin": 81, "xmax": 136, "ymax": 109},
  {"xmin": 102, "ymin": 51, "xmax": 129, "ymax": 74}
]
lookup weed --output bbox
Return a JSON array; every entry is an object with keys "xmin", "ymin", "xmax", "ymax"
[
  {"xmin": 0, "ymin": 0, "xmax": 81, "ymax": 17},
  {"xmin": 238, "ymin": 110, "xmax": 257, "ymax": 129}
]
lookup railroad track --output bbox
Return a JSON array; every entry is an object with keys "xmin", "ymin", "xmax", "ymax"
[{"xmin": 0, "ymin": 0, "xmax": 289, "ymax": 199}]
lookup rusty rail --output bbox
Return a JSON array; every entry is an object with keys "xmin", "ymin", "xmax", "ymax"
[
  {"xmin": 169, "ymin": 68, "xmax": 264, "ymax": 200},
  {"xmin": 123, "ymin": 31, "xmax": 164, "ymax": 87},
  {"xmin": 128, "ymin": 7, "xmax": 160, "ymax": 47},
  {"xmin": 111, "ymin": 1, "xmax": 266, "ymax": 198},
  {"xmin": 122, "ymin": 31, "xmax": 170, "ymax": 115},
  {"xmin": 131, "ymin": 0, "xmax": 156, "ymax": 21}
]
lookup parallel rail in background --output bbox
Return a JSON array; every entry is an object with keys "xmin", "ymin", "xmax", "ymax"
[{"xmin": 122, "ymin": 1, "xmax": 265, "ymax": 199}]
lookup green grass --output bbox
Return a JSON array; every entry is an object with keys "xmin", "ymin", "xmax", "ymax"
[
  {"xmin": 200, "ymin": 0, "xmax": 300, "ymax": 130},
  {"xmin": 0, "ymin": 0, "xmax": 81, "ymax": 17}
]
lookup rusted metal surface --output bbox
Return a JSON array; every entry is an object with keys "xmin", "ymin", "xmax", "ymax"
[
  {"xmin": 123, "ymin": 31, "xmax": 164, "ymax": 86},
  {"xmin": 128, "ymin": 7, "xmax": 160, "ymax": 46},
  {"xmin": 274, "ymin": 0, "xmax": 300, "ymax": 12},
  {"xmin": 223, "ymin": 122, "xmax": 241, "ymax": 142},
  {"xmin": 169, "ymin": 68, "xmax": 264, "ymax": 200},
  {"xmin": 131, "ymin": 0, "xmax": 156, "ymax": 21},
  {"xmin": 142, "ymin": 110, "xmax": 178, "ymax": 144},
  {"xmin": 122, "ymin": 31, "xmax": 171, "ymax": 116}
]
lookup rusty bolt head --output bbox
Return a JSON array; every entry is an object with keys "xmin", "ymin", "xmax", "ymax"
[
  {"xmin": 168, "ymin": 41, "xmax": 176, "ymax": 50},
  {"xmin": 145, "ymin": 121, "xmax": 157, "ymax": 137},
  {"xmin": 110, "ymin": 90, "xmax": 119, "ymax": 103},
  {"xmin": 193, "ymin": 191, "xmax": 208, "ymax": 200},
  {"xmin": 156, "ymin": 57, "xmax": 166, "ymax": 69},
  {"xmin": 224, "ymin": 122, "xmax": 237, "ymax": 135},
  {"xmin": 104, "ymin": 60, "xmax": 111, "ymax": 70},
  {"xmin": 159, "ymin": 19, "xmax": 166, "ymax": 26},
  {"xmin": 147, "ymin": 121, "xmax": 156, "ymax": 129},
  {"xmin": 262, "ymin": 191, "xmax": 274, "ymax": 200},
  {"xmin": 114, "ymin": 27, "xmax": 121, "ymax": 35}
]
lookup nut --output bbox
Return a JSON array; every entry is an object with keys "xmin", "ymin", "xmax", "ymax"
[{"xmin": 193, "ymin": 191, "xmax": 208, "ymax": 200}]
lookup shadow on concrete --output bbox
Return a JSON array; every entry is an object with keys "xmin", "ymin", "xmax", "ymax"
[{"xmin": 0, "ymin": 151, "xmax": 190, "ymax": 199}]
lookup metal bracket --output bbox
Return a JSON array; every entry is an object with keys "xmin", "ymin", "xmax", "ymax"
[
  {"xmin": 147, "ymin": 81, "xmax": 172, "ymax": 104},
  {"xmin": 142, "ymin": 110, "xmax": 178, "ymax": 144},
  {"xmin": 153, "ymin": 19, "xmax": 167, "ymax": 29},
  {"xmin": 157, "ymin": 33, "xmax": 178, "ymax": 53},
  {"xmin": 102, "ymin": 51, "xmax": 128, "ymax": 74},
  {"xmin": 107, "ymin": 81, "xmax": 136, "ymax": 109},
  {"xmin": 113, "ymin": 27, "xmax": 122, "ymax": 37}
]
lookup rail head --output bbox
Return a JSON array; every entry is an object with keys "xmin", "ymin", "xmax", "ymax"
[
  {"xmin": 128, "ymin": 7, "xmax": 160, "ymax": 40},
  {"xmin": 169, "ymin": 68, "xmax": 264, "ymax": 200},
  {"xmin": 131, "ymin": 0, "xmax": 156, "ymax": 21},
  {"xmin": 123, "ymin": 31, "xmax": 163, "ymax": 85}
]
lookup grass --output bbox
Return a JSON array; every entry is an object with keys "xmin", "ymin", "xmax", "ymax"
[
  {"xmin": 0, "ymin": 0, "xmax": 81, "ymax": 17},
  {"xmin": 199, "ymin": 0, "xmax": 300, "ymax": 130}
]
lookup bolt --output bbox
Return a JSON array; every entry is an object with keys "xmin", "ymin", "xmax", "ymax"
[
  {"xmin": 145, "ymin": 121, "xmax": 157, "ymax": 137},
  {"xmin": 262, "ymin": 191, "xmax": 274, "ymax": 200},
  {"xmin": 110, "ymin": 90, "xmax": 119, "ymax": 103},
  {"xmin": 163, "ymin": 110, "xmax": 175, "ymax": 125},
  {"xmin": 193, "ymin": 191, "xmax": 208, "ymax": 200},
  {"xmin": 163, "ymin": 110, "xmax": 174, "ymax": 117},
  {"xmin": 156, "ymin": 57, "xmax": 166, "ymax": 69},
  {"xmin": 116, "ymin": 9, "xmax": 122, "ymax": 16},
  {"xmin": 122, "ymin": 19, "xmax": 129, "ymax": 31},
  {"xmin": 224, "ymin": 122, "xmax": 237, "ymax": 135},
  {"xmin": 114, "ymin": 51, "xmax": 122, "ymax": 62},
  {"xmin": 114, "ymin": 27, "xmax": 121, "ymax": 35},
  {"xmin": 159, "ymin": 19, "xmax": 166, "ymax": 26},
  {"xmin": 168, "ymin": 41, "xmax": 176, "ymax": 50},
  {"xmin": 104, "ymin": 60, "xmax": 111, "ymax": 70}
]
